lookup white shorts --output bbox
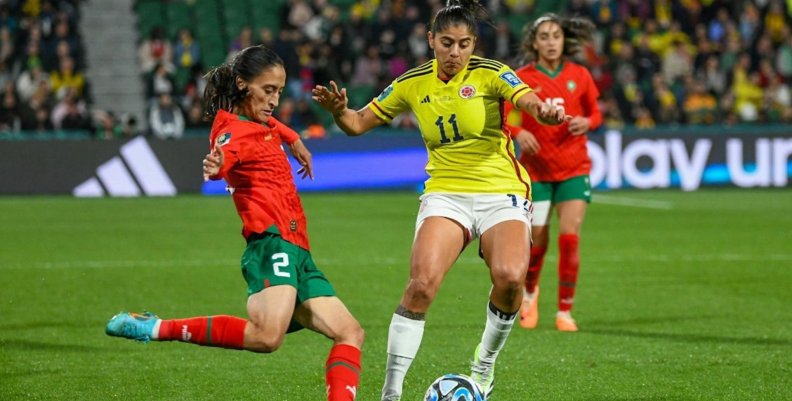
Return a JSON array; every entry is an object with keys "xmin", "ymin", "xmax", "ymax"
[
  {"xmin": 416, "ymin": 193, "xmax": 532, "ymax": 242},
  {"xmin": 531, "ymin": 200, "xmax": 552, "ymax": 226}
]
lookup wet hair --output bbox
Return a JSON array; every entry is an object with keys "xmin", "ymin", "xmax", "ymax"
[
  {"xmin": 430, "ymin": 0, "xmax": 493, "ymax": 36},
  {"xmin": 521, "ymin": 13, "xmax": 595, "ymax": 63},
  {"xmin": 202, "ymin": 45, "xmax": 283, "ymax": 121}
]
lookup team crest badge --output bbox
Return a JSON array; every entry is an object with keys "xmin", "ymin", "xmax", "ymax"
[
  {"xmin": 567, "ymin": 80, "xmax": 577, "ymax": 92},
  {"xmin": 290, "ymin": 220, "xmax": 298, "ymax": 232},
  {"xmin": 217, "ymin": 132, "xmax": 231, "ymax": 146},
  {"xmin": 458, "ymin": 85, "xmax": 476, "ymax": 99}
]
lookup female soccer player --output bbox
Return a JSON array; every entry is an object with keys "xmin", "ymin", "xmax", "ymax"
[
  {"xmin": 106, "ymin": 45, "xmax": 364, "ymax": 401},
  {"xmin": 313, "ymin": 2, "xmax": 568, "ymax": 399},
  {"xmin": 504, "ymin": 14, "xmax": 601, "ymax": 332}
]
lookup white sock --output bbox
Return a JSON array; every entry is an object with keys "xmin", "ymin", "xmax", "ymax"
[
  {"xmin": 522, "ymin": 287, "xmax": 536, "ymax": 303},
  {"xmin": 381, "ymin": 313, "xmax": 425, "ymax": 400},
  {"xmin": 151, "ymin": 319, "xmax": 162, "ymax": 340},
  {"xmin": 476, "ymin": 302, "xmax": 517, "ymax": 367}
]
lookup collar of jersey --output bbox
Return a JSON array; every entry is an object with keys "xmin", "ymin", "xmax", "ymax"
[
  {"xmin": 235, "ymin": 113, "xmax": 276, "ymax": 128},
  {"xmin": 434, "ymin": 58, "xmax": 467, "ymax": 85},
  {"xmin": 535, "ymin": 61, "xmax": 565, "ymax": 78}
]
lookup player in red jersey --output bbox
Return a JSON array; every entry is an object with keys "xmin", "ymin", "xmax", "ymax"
[
  {"xmin": 106, "ymin": 46, "xmax": 364, "ymax": 401},
  {"xmin": 504, "ymin": 14, "xmax": 601, "ymax": 332}
]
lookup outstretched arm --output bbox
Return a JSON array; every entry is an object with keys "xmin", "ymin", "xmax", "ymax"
[
  {"xmin": 312, "ymin": 81, "xmax": 385, "ymax": 136},
  {"xmin": 515, "ymin": 91, "xmax": 571, "ymax": 126}
]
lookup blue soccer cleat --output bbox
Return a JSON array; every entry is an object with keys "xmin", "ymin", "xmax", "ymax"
[{"xmin": 106, "ymin": 311, "xmax": 160, "ymax": 343}]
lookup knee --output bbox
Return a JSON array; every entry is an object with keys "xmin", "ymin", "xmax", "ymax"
[
  {"xmin": 338, "ymin": 322, "xmax": 365, "ymax": 349},
  {"xmin": 492, "ymin": 264, "xmax": 528, "ymax": 294},
  {"xmin": 404, "ymin": 277, "xmax": 440, "ymax": 308},
  {"xmin": 246, "ymin": 332, "xmax": 285, "ymax": 353}
]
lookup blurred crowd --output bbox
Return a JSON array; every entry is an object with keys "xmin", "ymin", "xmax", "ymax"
[
  {"xmin": 164, "ymin": 0, "xmax": 792, "ymax": 135},
  {"xmin": 3, "ymin": 0, "xmax": 792, "ymax": 139},
  {"xmin": 0, "ymin": 0, "xmax": 140, "ymax": 138}
]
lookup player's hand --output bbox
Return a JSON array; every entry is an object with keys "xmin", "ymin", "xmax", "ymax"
[
  {"xmin": 515, "ymin": 130, "xmax": 540, "ymax": 155},
  {"xmin": 202, "ymin": 142, "xmax": 224, "ymax": 181},
  {"xmin": 311, "ymin": 81, "xmax": 348, "ymax": 115},
  {"xmin": 568, "ymin": 116, "xmax": 590, "ymax": 135},
  {"xmin": 288, "ymin": 139, "xmax": 314, "ymax": 180},
  {"xmin": 534, "ymin": 101, "xmax": 571, "ymax": 126}
]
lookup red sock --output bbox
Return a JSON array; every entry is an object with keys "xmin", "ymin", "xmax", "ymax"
[
  {"xmin": 525, "ymin": 246, "xmax": 547, "ymax": 293},
  {"xmin": 558, "ymin": 233, "xmax": 580, "ymax": 312},
  {"xmin": 325, "ymin": 344, "xmax": 361, "ymax": 401},
  {"xmin": 158, "ymin": 315, "xmax": 247, "ymax": 349}
]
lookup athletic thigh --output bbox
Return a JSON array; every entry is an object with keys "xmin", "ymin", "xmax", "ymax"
[
  {"xmin": 411, "ymin": 216, "xmax": 466, "ymax": 284},
  {"xmin": 246, "ymin": 285, "xmax": 298, "ymax": 336},
  {"xmin": 480, "ymin": 219, "xmax": 531, "ymax": 277},
  {"xmin": 556, "ymin": 200, "xmax": 588, "ymax": 235}
]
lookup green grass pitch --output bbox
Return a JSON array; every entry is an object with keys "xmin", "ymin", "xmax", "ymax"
[{"xmin": 1, "ymin": 189, "xmax": 790, "ymax": 400}]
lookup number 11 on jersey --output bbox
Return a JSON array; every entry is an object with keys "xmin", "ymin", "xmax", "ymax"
[{"xmin": 435, "ymin": 114, "xmax": 463, "ymax": 144}]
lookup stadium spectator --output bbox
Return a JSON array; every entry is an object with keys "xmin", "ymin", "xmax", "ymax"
[
  {"xmin": 504, "ymin": 13, "xmax": 601, "ymax": 332},
  {"xmin": 0, "ymin": 83, "xmax": 20, "ymax": 131},
  {"xmin": 145, "ymin": 62, "xmax": 175, "ymax": 101},
  {"xmin": 15, "ymin": 63, "xmax": 49, "ymax": 102},
  {"xmin": 51, "ymin": 87, "xmax": 86, "ymax": 129},
  {"xmin": 683, "ymin": 80, "xmax": 718, "ymax": 124},
  {"xmin": 119, "ymin": 115, "xmax": 140, "ymax": 138},
  {"xmin": 49, "ymin": 55, "xmax": 84, "ymax": 100},
  {"xmin": 313, "ymin": 2, "xmax": 568, "ymax": 399},
  {"xmin": 148, "ymin": 92, "xmax": 184, "ymax": 139},
  {"xmin": 93, "ymin": 109, "xmax": 120, "ymax": 139},
  {"xmin": 661, "ymin": 39, "xmax": 693, "ymax": 85},
  {"xmin": 184, "ymin": 101, "xmax": 209, "ymax": 131},
  {"xmin": 350, "ymin": 45, "xmax": 383, "ymax": 88},
  {"xmin": 0, "ymin": 26, "xmax": 13, "ymax": 65},
  {"xmin": 138, "ymin": 26, "xmax": 173, "ymax": 74},
  {"xmin": 107, "ymin": 45, "xmax": 364, "ymax": 401},
  {"xmin": 173, "ymin": 28, "xmax": 200, "ymax": 71},
  {"xmin": 775, "ymin": 32, "xmax": 792, "ymax": 79}
]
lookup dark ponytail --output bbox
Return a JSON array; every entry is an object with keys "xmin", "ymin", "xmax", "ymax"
[
  {"xmin": 520, "ymin": 13, "xmax": 596, "ymax": 63},
  {"xmin": 430, "ymin": 0, "xmax": 493, "ymax": 36},
  {"xmin": 202, "ymin": 45, "xmax": 284, "ymax": 121}
]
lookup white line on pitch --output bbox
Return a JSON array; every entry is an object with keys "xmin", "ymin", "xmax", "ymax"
[{"xmin": 593, "ymin": 194, "xmax": 674, "ymax": 210}]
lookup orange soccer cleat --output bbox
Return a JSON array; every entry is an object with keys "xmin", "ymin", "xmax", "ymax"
[
  {"xmin": 555, "ymin": 311, "xmax": 578, "ymax": 332},
  {"xmin": 518, "ymin": 287, "xmax": 539, "ymax": 329}
]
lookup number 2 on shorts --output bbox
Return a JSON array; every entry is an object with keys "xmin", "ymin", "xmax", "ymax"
[{"xmin": 272, "ymin": 253, "xmax": 290, "ymax": 278}]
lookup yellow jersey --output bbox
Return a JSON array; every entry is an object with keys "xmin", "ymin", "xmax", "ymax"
[{"xmin": 369, "ymin": 56, "xmax": 533, "ymax": 198}]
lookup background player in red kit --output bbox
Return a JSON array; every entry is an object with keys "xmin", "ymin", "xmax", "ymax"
[
  {"xmin": 504, "ymin": 14, "xmax": 601, "ymax": 332},
  {"xmin": 105, "ymin": 45, "xmax": 364, "ymax": 401}
]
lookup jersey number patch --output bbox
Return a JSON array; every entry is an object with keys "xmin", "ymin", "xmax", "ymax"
[
  {"xmin": 435, "ymin": 114, "xmax": 463, "ymax": 144},
  {"xmin": 545, "ymin": 97, "xmax": 565, "ymax": 114},
  {"xmin": 272, "ymin": 253, "xmax": 290, "ymax": 278}
]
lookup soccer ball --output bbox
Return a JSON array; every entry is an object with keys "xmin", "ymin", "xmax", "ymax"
[{"xmin": 424, "ymin": 374, "xmax": 485, "ymax": 401}]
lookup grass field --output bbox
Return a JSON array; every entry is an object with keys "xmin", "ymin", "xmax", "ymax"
[{"xmin": 1, "ymin": 189, "xmax": 791, "ymax": 400}]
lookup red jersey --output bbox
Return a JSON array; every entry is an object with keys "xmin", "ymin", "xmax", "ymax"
[
  {"xmin": 505, "ymin": 61, "xmax": 602, "ymax": 182},
  {"xmin": 207, "ymin": 110, "xmax": 309, "ymax": 250}
]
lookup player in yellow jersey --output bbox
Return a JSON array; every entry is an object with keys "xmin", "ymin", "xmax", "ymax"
[{"xmin": 313, "ymin": 1, "xmax": 569, "ymax": 400}]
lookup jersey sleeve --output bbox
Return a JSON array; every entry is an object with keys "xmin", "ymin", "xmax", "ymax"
[
  {"xmin": 368, "ymin": 80, "xmax": 409, "ymax": 124},
  {"xmin": 580, "ymin": 68, "xmax": 603, "ymax": 131},
  {"xmin": 503, "ymin": 97, "xmax": 525, "ymax": 138},
  {"xmin": 208, "ymin": 128, "xmax": 240, "ymax": 180},
  {"xmin": 271, "ymin": 117, "xmax": 300, "ymax": 145},
  {"xmin": 493, "ymin": 65, "xmax": 534, "ymax": 105}
]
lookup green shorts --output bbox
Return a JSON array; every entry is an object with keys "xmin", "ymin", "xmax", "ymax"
[
  {"xmin": 531, "ymin": 175, "xmax": 592, "ymax": 204},
  {"xmin": 241, "ymin": 232, "xmax": 336, "ymax": 302}
]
